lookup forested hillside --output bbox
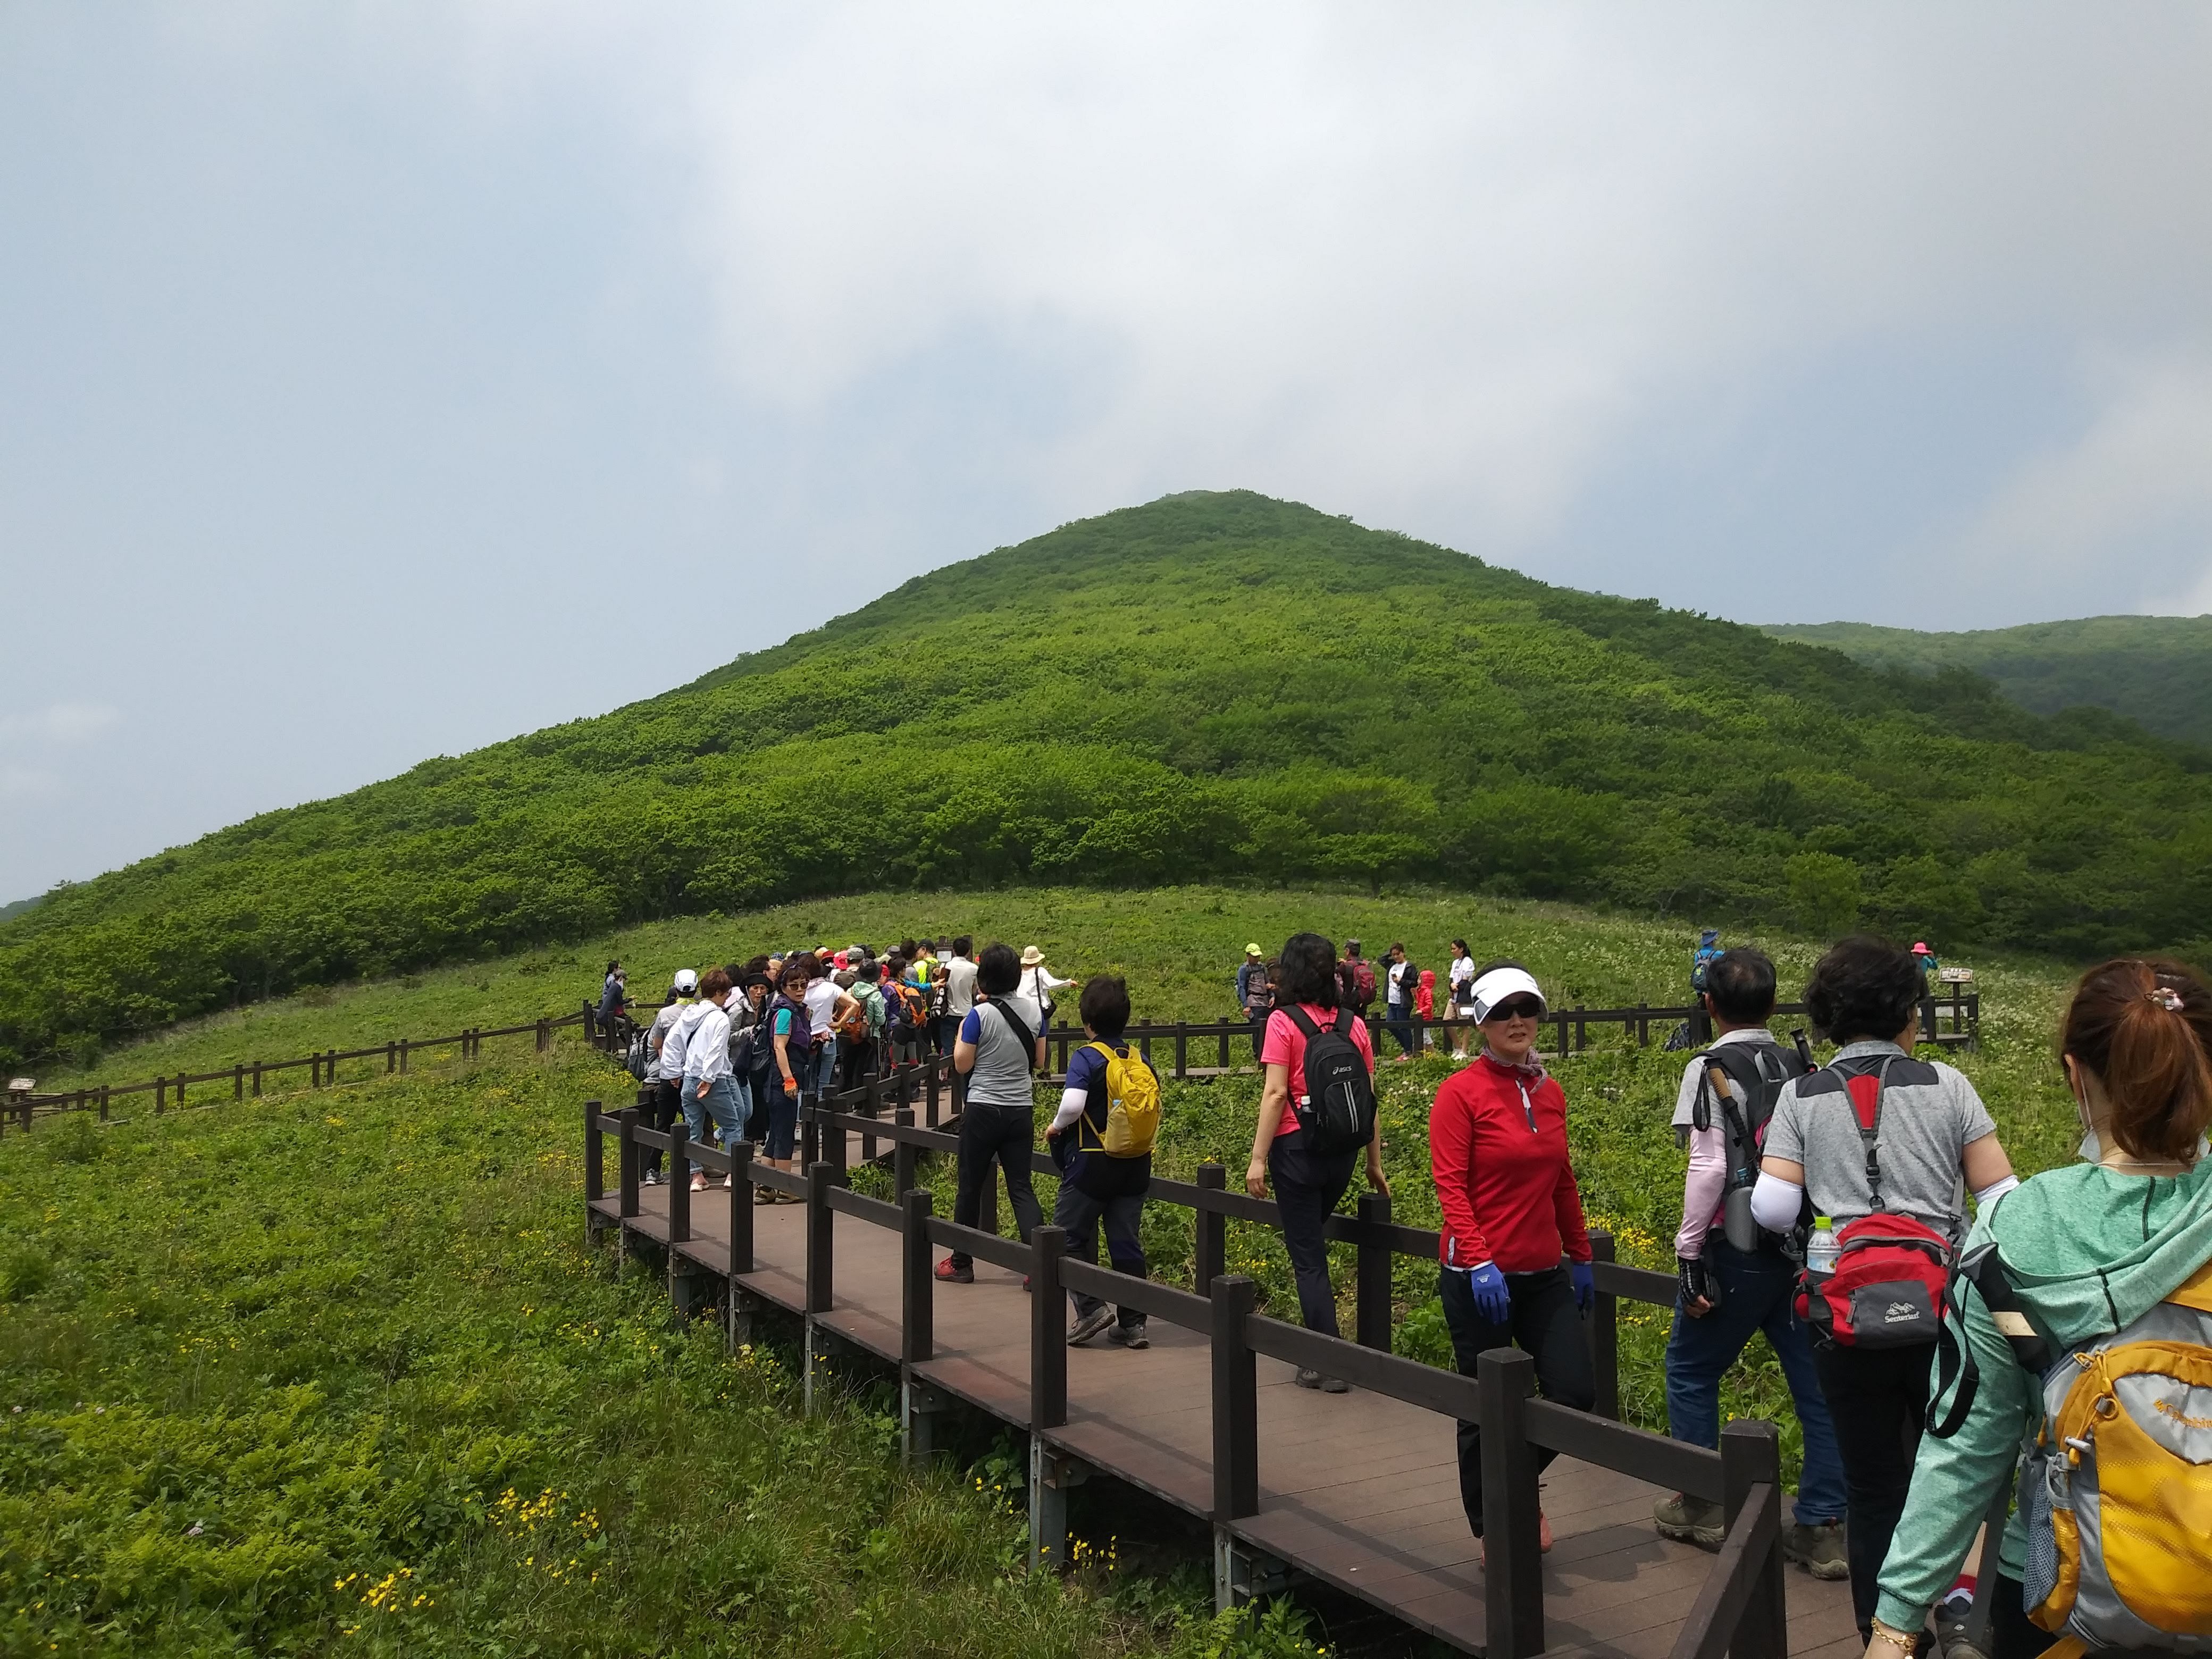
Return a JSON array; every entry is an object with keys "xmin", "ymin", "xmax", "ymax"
[
  {"xmin": 6, "ymin": 490, "xmax": 2211, "ymax": 1071},
  {"xmin": 1763, "ymin": 615, "xmax": 2212, "ymax": 749}
]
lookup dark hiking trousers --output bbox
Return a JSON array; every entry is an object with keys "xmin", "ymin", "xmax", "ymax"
[
  {"xmin": 1439, "ymin": 1263, "xmax": 1595, "ymax": 1537},
  {"xmin": 1268, "ymin": 1129, "xmax": 1358, "ymax": 1336},
  {"xmin": 949, "ymin": 1101, "xmax": 1043, "ymax": 1271},
  {"xmin": 1813, "ymin": 1338, "xmax": 1934, "ymax": 1642}
]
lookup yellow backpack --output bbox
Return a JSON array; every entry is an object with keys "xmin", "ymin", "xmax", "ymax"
[
  {"xmin": 2020, "ymin": 1257, "xmax": 2212, "ymax": 1650},
  {"xmin": 1078, "ymin": 1042, "xmax": 1161, "ymax": 1158}
]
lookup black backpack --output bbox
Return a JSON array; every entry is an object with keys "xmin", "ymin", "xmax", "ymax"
[
  {"xmin": 1284, "ymin": 1007, "xmax": 1378, "ymax": 1157},
  {"xmin": 1692, "ymin": 1035, "xmax": 1811, "ymax": 1249}
]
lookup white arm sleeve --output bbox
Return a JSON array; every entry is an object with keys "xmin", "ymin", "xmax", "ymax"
[
  {"xmin": 1048, "ymin": 1087, "xmax": 1087, "ymax": 1135},
  {"xmin": 1972, "ymin": 1174, "xmax": 2019, "ymax": 1209},
  {"xmin": 1750, "ymin": 1170, "xmax": 1805, "ymax": 1233}
]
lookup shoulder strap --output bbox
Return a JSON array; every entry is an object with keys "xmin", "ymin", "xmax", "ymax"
[
  {"xmin": 1827, "ymin": 1053, "xmax": 1898, "ymax": 1210},
  {"xmin": 1329, "ymin": 1008, "xmax": 1351, "ymax": 1037},
  {"xmin": 1284, "ymin": 1006, "xmax": 1320, "ymax": 1040},
  {"xmin": 1929, "ymin": 1234, "xmax": 2054, "ymax": 1437},
  {"xmin": 987, "ymin": 996, "xmax": 1038, "ymax": 1058}
]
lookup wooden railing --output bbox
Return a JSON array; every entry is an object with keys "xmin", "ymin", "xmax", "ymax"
[
  {"xmin": 584, "ymin": 1068, "xmax": 1790, "ymax": 1659},
  {"xmin": 4, "ymin": 1011, "xmax": 590, "ymax": 1135}
]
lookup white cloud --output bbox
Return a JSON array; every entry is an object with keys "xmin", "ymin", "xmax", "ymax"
[
  {"xmin": 1955, "ymin": 348, "xmax": 2212, "ymax": 611},
  {"xmin": 0, "ymin": 703, "xmax": 120, "ymax": 744},
  {"xmin": 643, "ymin": 5, "xmax": 2212, "ymax": 546}
]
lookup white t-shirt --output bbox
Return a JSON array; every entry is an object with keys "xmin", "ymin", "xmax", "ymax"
[
  {"xmin": 1387, "ymin": 960, "xmax": 1412, "ymax": 1007},
  {"xmin": 944, "ymin": 955, "xmax": 979, "ymax": 1016},
  {"xmin": 1449, "ymin": 954, "xmax": 1476, "ymax": 1007},
  {"xmin": 803, "ymin": 978, "xmax": 840, "ymax": 1041}
]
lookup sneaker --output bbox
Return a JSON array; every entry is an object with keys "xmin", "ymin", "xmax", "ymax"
[
  {"xmin": 1106, "ymin": 1322, "xmax": 1149, "ymax": 1350},
  {"xmin": 690, "ymin": 1172, "xmax": 708, "ymax": 1192},
  {"xmin": 1068, "ymin": 1306, "xmax": 1117, "ymax": 1346},
  {"xmin": 1321, "ymin": 1375, "xmax": 1350, "ymax": 1394},
  {"xmin": 641, "ymin": 1169, "xmax": 661, "ymax": 1186},
  {"xmin": 1023, "ymin": 1276, "xmax": 1032, "ymax": 1293},
  {"xmin": 1539, "ymin": 1511, "xmax": 1553, "ymax": 1554},
  {"xmin": 934, "ymin": 1258, "xmax": 974, "ymax": 1284},
  {"xmin": 1783, "ymin": 1518, "xmax": 1848, "ymax": 1581},
  {"xmin": 1294, "ymin": 1368, "xmax": 1350, "ymax": 1393},
  {"xmin": 1653, "ymin": 1492, "xmax": 1727, "ymax": 1548}
]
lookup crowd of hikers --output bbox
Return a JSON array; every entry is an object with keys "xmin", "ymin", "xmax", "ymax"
[{"xmin": 597, "ymin": 926, "xmax": 2212, "ymax": 1659}]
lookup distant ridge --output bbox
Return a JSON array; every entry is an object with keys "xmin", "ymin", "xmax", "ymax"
[
  {"xmin": 5, "ymin": 490, "xmax": 2210, "ymax": 1070},
  {"xmin": 1762, "ymin": 615, "xmax": 2212, "ymax": 750}
]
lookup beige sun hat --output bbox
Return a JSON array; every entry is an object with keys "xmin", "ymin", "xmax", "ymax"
[{"xmin": 1020, "ymin": 945, "xmax": 1046, "ymax": 967}]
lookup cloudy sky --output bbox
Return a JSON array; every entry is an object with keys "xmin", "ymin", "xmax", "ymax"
[{"xmin": 5, "ymin": 5, "xmax": 2211, "ymax": 901}]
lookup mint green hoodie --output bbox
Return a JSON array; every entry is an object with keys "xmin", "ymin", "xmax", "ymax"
[{"xmin": 1875, "ymin": 1157, "xmax": 2212, "ymax": 1631}]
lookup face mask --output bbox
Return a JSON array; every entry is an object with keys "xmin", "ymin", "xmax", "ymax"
[{"xmin": 2078, "ymin": 1127, "xmax": 2102, "ymax": 1163}]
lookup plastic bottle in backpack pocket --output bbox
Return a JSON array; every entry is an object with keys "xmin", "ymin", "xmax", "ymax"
[{"xmin": 1804, "ymin": 1217, "xmax": 1840, "ymax": 1278}]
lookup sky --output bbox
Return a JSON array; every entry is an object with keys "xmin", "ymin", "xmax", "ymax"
[{"xmin": 5, "ymin": 4, "xmax": 2212, "ymax": 902}]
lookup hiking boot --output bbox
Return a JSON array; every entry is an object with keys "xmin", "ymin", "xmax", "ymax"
[
  {"xmin": 1106, "ymin": 1321, "xmax": 1149, "ymax": 1350},
  {"xmin": 1068, "ymin": 1306, "xmax": 1116, "ymax": 1346},
  {"xmin": 934, "ymin": 1258, "xmax": 973, "ymax": 1285},
  {"xmin": 1783, "ymin": 1518, "xmax": 1848, "ymax": 1581},
  {"xmin": 1653, "ymin": 1492, "xmax": 1727, "ymax": 1548}
]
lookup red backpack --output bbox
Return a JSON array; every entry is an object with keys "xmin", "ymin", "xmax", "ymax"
[{"xmin": 1792, "ymin": 1055, "xmax": 1956, "ymax": 1348}]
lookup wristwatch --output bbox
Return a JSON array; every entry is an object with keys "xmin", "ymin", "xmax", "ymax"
[{"xmin": 1869, "ymin": 1617, "xmax": 1921, "ymax": 1655}]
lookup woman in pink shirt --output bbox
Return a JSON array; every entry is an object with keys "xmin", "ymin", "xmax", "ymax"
[{"xmin": 1244, "ymin": 931, "xmax": 1389, "ymax": 1389}]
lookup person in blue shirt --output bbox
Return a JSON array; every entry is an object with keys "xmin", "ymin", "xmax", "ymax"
[{"xmin": 1048, "ymin": 974, "xmax": 1157, "ymax": 1350}]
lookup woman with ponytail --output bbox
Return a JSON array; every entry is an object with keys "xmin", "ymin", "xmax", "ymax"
[{"xmin": 1867, "ymin": 959, "xmax": 2212, "ymax": 1659}]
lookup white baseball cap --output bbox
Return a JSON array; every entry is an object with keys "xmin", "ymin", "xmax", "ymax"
[
  {"xmin": 673, "ymin": 968, "xmax": 699, "ymax": 993},
  {"xmin": 1468, "ymin": 967, "xmax": 1546, "ymax": 1023}
]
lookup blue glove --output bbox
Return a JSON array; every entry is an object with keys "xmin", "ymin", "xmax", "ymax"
[
  {"xmin": 1465, "ymin": 1261, "xmax": 1510, "ymax": 1324},
  {"xmin": 1570, "ymin": 1260, "xmax": 1596, "ymax": 1313}
]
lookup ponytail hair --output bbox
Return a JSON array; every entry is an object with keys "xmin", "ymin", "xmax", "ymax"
[{"xmin": 2062, "ymin": 958, "xmax": 2212, "ymax": 1164}]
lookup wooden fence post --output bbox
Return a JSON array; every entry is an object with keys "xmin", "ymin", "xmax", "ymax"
[
  {"xmin": 1175, "ymin": 1026, "xmax": 1188, "ymax": 1080},
  {"xmin": 668, "ymin": 1121, "xmax": 691, "ymax": 1245},
  {"xmin": 728, "ymin": 1141, "xmax": 754, "ymax": 1275},
  {"xmin": 618, "ymin": 1108, "xmax": 640, "ymax": 1219},
  {"xmin": 97, "ymin": 1084, "xmax": 109, "ymax": 1121},
  {"xmin": 399, "ymin": 1039, "xmax": 410, "ymax": 1075},
  {"xmin": 1210, "ymin": 1275, "xmax": 1258, "ymax": 1523},
  {"xmin": 233, "ymin": 1063, "xmax": 244, "ymax": 1101},
  {"xmin": 584, "ymin": 1100, "xmax": 603, "ymax": 1202},
  {"xmin": 1030, "ymin": 1226, "xmax": 1068, "ymax": 1431},
  {"xmin": 1588, "ymin": 1231, "xmax": 1620, "ymax": 1419},
  {"xmin": 1356, "ymin": 1191, "xmax": 1394, "ymax": 1351},
  {"xmin": 893, "ymin": 1107, "xmax": 916, "ymax": 1199},
  {"xmin": 1195, "ymin": 1163, "xmax": 1227, "ymax": 1297},
  {"xmin": 902, "ymin": 1187, "xmax": 935, "ymax": 1365},
  {"xmin": 155, "ymin": 1076, "xmax": 166, "ymax": 1114},
  {"xmin": 1480, "ymin": 1347, "xmax": 1544, "ymax": 1659},
  {"xmin": 806, "ymin": 1162, "xmax": 834, "ymax": 1316},
  {"xmin": 1720, "ymin": 1420, "xmax": 1787, "ymax": 1659}
]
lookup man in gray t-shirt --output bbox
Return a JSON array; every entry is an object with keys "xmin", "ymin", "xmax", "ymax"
[{"xmin": 1761, "ymin": 1040, "xmax": 1997, "ymax": 1245}]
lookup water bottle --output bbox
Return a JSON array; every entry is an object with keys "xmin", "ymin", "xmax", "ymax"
[{"xmin": 1804, "ymin": 1216, "xmax": 1840, "ymax": 1278}]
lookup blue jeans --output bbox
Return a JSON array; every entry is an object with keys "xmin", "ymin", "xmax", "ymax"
[
  {"xmin": 685, "ymin": 1075, "xmax": 747, "ymax": 1149},
  {"xmin": 1386, "ymin": 1001, "xmax": 1417, "ymax": 1057},
  {"xmin": 811, "ymin": 1034, "xmax": 838, "ymax": 1097},
  {"xmin": 1665, "ymin": 1239, "xmax": 1846, "ymax": 1526}
]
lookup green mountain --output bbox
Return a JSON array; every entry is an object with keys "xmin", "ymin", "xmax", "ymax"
[
  {"xmin": 1761, "ymin": 615, "xmax": 2212, "ymax": 750},
  {"xmin": 5, "ymin": 491, "xmax": 2210, "ymax": 1069}
]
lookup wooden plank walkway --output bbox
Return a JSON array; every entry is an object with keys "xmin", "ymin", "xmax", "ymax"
[{"xmin": 592, "ymin": 1180, "xmax": 1856, "ymax": 1657}]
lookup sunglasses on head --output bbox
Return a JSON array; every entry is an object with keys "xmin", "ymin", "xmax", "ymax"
[{"xmin": 1487, "ymin": 996, "xmax": 1544, "ymax": 1023}]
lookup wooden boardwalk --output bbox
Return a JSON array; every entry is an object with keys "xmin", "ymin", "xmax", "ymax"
[{"xmin": 589, "ymin": 1166, "xmax": 1857, "ymax": 1658}]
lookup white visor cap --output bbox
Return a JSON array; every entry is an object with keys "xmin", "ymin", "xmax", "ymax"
[
  {"xmin": 673, "ymin": 968, "xmax": 699, "ymax": 992},
  {"xmin": 1468, "ymin": 967, "xmax": 1546, "ymax": 1024}
]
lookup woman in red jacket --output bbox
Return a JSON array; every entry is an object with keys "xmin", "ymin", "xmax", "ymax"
[{"xmin": 1430, "ymin": 961, "xmax": 1597, "ymax": 1553}]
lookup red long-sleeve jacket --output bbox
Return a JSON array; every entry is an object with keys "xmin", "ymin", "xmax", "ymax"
[{"xmin": 1430, "ymin": 1053, "xmax": 1593, "ymax": 1273}]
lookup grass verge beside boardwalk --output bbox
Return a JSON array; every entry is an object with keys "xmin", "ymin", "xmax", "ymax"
[{"xmin": 0, "ymin": 1050, "xmax": 1318, "ymax": 1658}]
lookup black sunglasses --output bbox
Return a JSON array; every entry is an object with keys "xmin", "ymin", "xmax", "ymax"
[{"xmin": 1487, "ymin": 997, "xmax": 1544, "ymax": 1023}]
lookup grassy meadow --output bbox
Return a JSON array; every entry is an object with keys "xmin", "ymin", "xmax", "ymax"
[{"xmin": 3, "ymin": 884, "xmax": 2092, "ymax": 1653}]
